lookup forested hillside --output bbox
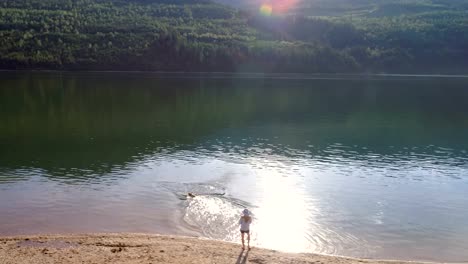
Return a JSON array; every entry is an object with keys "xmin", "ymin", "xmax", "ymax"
[{"xmin": 1, "ymin": 0, "xmax": 468, "ymax": 73}]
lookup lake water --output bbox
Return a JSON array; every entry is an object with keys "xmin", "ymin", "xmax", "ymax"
[{"xmin": 1, "ymin": 72, "xmax": 468, "ymax": 262}]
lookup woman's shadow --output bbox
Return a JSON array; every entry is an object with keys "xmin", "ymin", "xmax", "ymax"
[{"xmin": 235, "ymin": 249, "xmax": 249, "ymax": 264}]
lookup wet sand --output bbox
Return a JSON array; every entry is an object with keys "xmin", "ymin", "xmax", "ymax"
[{"xmin": 0, "ymin": 233, "xmax": 445, "ymax": 264}]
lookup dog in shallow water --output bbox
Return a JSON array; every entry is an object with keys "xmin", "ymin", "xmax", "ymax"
[{"xmin": 187, "ymin": 192, "xmax": 196, "ymax": 198}]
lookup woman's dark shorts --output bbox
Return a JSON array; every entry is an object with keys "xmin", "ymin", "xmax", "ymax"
[{"xmin": 240, "ymin": 230, "xmax": 250, "ymax": 234}]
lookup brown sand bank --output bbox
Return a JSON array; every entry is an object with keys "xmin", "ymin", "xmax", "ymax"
[{"xmin": 0, "ymin": 233, "xmax": 442, "ymax": 264}]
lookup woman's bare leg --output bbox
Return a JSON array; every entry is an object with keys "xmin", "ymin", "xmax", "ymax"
[
  {"xmin": 247, "ymin": 233, "xmax": 250, "ymax": 249},
  {"xmin": 241, "ymin": 232, "xmax": 245, "ymax": 249}
]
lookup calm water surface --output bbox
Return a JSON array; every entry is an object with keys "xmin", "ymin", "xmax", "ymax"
[{"xmin": 1, "ymin": 72, "xmax": 468, "ymax": 261}]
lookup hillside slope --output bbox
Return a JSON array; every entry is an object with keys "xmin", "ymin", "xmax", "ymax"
[{"xmin": 1, "ymin": 0, "xmax": 467, "ymax": 73}]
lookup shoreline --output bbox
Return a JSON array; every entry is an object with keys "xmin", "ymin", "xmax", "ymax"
[
  {"xmin": 0, "ymin": 233, "xmax": 456, "ymax": 264},
  {"xmin": 2, "ymin": 69, "xmax": 468, "ymax": 79}
]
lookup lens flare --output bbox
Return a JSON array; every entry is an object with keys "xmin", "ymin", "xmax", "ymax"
[
  {"xmin": 275, "ymin": 0, "xmax": 299, "ymax": 13},
  {"xmin": 259, "ymin": 0, "xmax": 299, "ymax": 15},
  {"xmin": 259, "ymin": 4, "xmax": 273, "ymax": 16}
]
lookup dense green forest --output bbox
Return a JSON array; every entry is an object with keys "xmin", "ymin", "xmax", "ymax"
[{"xmin": 0, "ymin": 0, "xmax": 467, "ymax": 73}]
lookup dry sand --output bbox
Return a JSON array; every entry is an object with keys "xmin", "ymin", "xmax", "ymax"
[{"xmin": 0, "ymin": 233, "xmax": 444, "ymax": 264}]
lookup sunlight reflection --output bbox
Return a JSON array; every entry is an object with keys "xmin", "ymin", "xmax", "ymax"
[{"xmin": 253, "ymin": 166, "xmax": 315, "ymax": 252}]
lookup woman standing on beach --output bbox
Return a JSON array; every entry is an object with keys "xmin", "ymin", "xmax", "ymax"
[{"xmin": 239, "ymin": 209, "xmax": 252, "ymax": 250}]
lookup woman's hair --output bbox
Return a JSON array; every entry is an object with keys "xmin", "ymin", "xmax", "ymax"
[{"xmin": 242, "ymin": 215, "xmax": 252, "ymax": 223}]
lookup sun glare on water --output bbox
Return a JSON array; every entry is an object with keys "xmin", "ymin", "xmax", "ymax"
[{"xmin": 252, "ymin": 166, "xmax": 318, "ymax": 252}]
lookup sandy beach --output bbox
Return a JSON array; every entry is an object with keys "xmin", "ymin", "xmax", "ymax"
[{"xmin": 0, "ymin": 233, "xmax": 444, "ymax": 264}]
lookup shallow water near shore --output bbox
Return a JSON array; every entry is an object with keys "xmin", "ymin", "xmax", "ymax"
[{"xmin": 1, "ymin": 72, "xmax": 468, "ymax": 262}]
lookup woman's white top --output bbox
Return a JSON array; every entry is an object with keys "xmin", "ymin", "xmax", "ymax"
[{"xmin": 239, "ymin": 216, "xmax": 252, "ymax": 231}]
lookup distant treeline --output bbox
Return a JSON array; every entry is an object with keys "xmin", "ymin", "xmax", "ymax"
[{"xmin": 1, "ymin": 0, "xmax": 468, "ymax": 73}]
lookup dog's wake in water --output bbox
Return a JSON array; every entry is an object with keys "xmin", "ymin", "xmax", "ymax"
[
  {"xmin": 183, "ymin": 194, "xmax": 253, "ymax": 243},
  {"xmin": 159, "ymin": 181, "xmax": 227, "ymax": 200},
  {"xmin": 159, "ymin": 181, "xmax": 253, "ymax": 243}
]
